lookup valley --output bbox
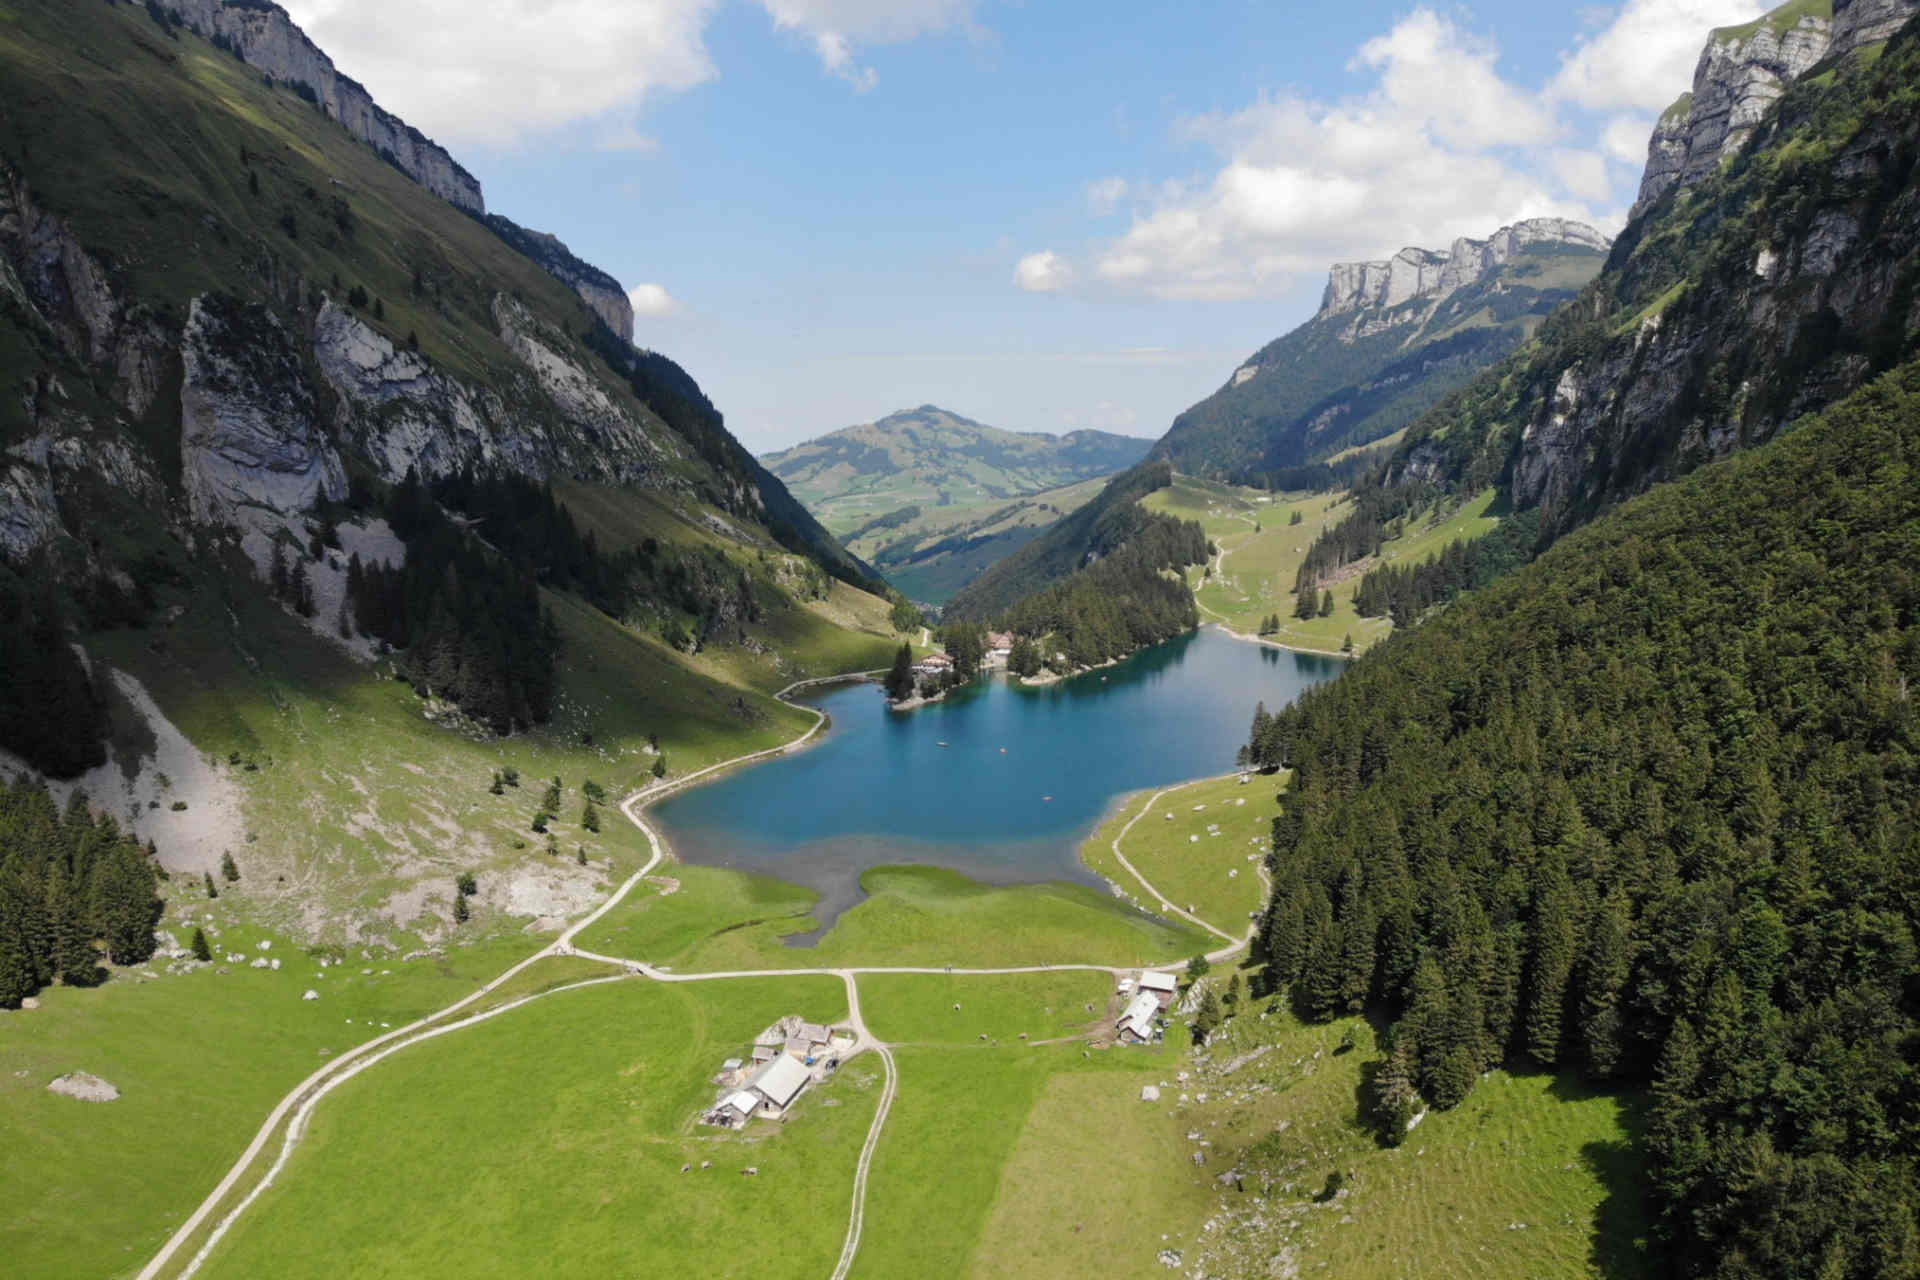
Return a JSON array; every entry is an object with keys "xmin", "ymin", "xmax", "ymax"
[{"xmin": 4, "ymin": 0, "xmax": 1919, "ymax": 1278}]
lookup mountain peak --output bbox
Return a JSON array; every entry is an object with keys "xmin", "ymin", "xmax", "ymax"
[{"xmin": 1318, "ymin": 218, "xmax": 1611, "ymax": 319}]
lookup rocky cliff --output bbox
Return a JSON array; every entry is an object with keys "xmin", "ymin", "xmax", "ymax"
[
  {"xmin": 483, "ymin": 216, "xmax": 634, "ymax": 342},
  {"xmin": 1148, "ymin": 219, "xmax": 1609, "ymax": 480},
  {"xmin": 1633, "ymin": 0, "xmax": 1920, "ymax": 214},
  {"xmin": 1318, "ymin": 219, "xmax": 1612, "ymax": 330},
  {"xmin": 1386, "ymin": 14, "xmax": 1920, "ymax": 533},
  {"xmin": 155, "ymin": 0, "xmax": 485, "ymax": 214}
]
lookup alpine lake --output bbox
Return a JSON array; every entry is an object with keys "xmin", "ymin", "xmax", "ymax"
[{"xmin": 652, "ymin": 627, "xmax": 1344, "ymax": 939}]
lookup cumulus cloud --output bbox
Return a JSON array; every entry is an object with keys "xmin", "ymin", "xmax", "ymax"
[
  {"xmin": 1014, "ymin": 251, "xmax": 1073, "ymax": 293},
  {"xmin": 1023, "ymin": 6, "xmax": 1698, "ymax": 302},
  {"xmin": 278, "ymin": 0, "xmax": 976, "ymax": 147},
  {"xmin": 1551, "ymin": 0, "xmax": 1767, "ymax": 113},
  {"xmin": 628, "ymin": 283, "xmax": 681, "ymax": 317},
  {"xmin": 1043, "ymin": 10, "xmax": 1610, "ymax": 302}
]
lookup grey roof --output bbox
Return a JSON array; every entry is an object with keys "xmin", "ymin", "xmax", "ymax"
[{"xmin": 747, "ymin": 1054, "xmax": 811, "ymax": 1108}]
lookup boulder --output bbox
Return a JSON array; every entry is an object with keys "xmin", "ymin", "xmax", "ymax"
[
  {"xmin": 47, "ymin": 1072, "xmax": 119, "ymax": 1102},
  {"xmin": 302, "ymin": 989, "xmax": 319, "ymax": 1001}
]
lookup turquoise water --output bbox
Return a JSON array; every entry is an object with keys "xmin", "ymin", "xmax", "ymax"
[{"xmin": 652, "ymin": 627, "xmax": 1342, "ymax": 927}]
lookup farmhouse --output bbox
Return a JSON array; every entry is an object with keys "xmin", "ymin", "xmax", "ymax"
[
  {"xmin": 912, "ymin": 652, "xmax": 955, "ymax": 677},
  {"xmin": 785, "ymin": 1021, "xmax": 834, "ymax": 1061},
  {"xmin": 1117, "ymin": 992, "xmax": 1162, "ymax": 1045},
  {"xmin": 1138, "ymin": 970, "xmax": 1178, "ymax": 1009},
  {"xmin": 986, "ymin": 632, "xmax": 1014, "ymax": 662},
  {"xmin": 709, "ymin": 1090, "xmax": 760, "ymax": 1129},
  {"xmin": 745, "ymin": 1053, "xmax": 812, "ymax": 1116}
]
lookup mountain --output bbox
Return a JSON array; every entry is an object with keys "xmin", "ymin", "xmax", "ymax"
[
  {"xmin": 1348, "ymin": 0, "xmax": 1920, "ymax": 548},
  {"xmin": 1149, "ymin": 218, "xmax": 1611, "ymax": 482},
  {"xmin": 0, "ymin": 0, "xmax": 904, "ymax": 787},
  {"xmin": 836, "ymin": 473, "xmax": 1114, "ymax": 608},
  {"xmin": 760, "ymin": 405, "xmax": 1151, "ymax": 535}
]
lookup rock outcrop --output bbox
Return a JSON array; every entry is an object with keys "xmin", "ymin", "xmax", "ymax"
[
  {"xmin": 1316, "ymin": 219, "xmax": 1612, "ymax": 337},
  {"xmin": 156, "ymin": 0, "xmax": 484, "ymax": 214},
  {"xmin": 46, "ymin": 1072, "xmax": 120, "ymax": 1102},
  {"xmin": 1506, "ymin": 51, "xmax": 1920, "ymax": 515},
  {"xmin": 181, "ymin": 294, "xmax": 346, "ymax": 524},
  {"xmin": 1633, "ymin": 0, "xmax": 1919, "ymax": 214},
  {"xmin": 485, "ymin": 215, "xmax": 634, "ymax": 342}
]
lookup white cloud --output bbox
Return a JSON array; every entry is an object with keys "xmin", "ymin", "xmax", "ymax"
[
  {"xmin": 1551, "ymin": 0, "xmax": 1768, "ymax": 113},
  {"xmin": 1029, "ymin": 7, "xmax": 1677, "ymax": 302},
  {"xmin": 1060, "ymin": 9, "xmax": 1608, "ymax": 302},
  {"xmin": 1354, "ymin": 9, "xmax": 1557, "ymax": 149},
  {"xmin": 759, "ymin": 0, "xmax": 976, "ymax": 90},
  {"xmin": 278, "ymin": 0, "xmax": 975, "ymax": 147},
  {"xmin": 628, "ymin": 283, "xmax": 681, "ymax": 317},
  {"xmin": 1087, "ymin": 177, "xmax": 1129, "ymax": 215},
  {"xmin": 1601, "ymin": 114, "xmax": 1654, "ymax": 165},
  {"xmin": 1013, "ymin": 251, "xmax": 1072, "ymax": 293}
]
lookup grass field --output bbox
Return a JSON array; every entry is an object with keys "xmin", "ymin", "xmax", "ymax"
[
  {"xmin": 1082, "ymin": 773, "xmax": 1279, "ymax": 932},
  {"xmin": 195, "ymin": 976, "xmax": 873, "ymax": 1280},
  {"xmin": 0, "ymin": 926, "xmax": 546, "ymax": 1279},
  {"xmin": 857, "ymin": 971, "xmax": 1117, "ymax": 1046},
  {"xmin": 1169, "ymin": 479, "xmax": 1503, "ymax": 656},
  {"xmin": 581, "ymin": 864, "xmax": 1213, "ymax": 972},
  {"xmin": 850, "ymin": 1042, "xmax": 1174, "ymax": 1278}
]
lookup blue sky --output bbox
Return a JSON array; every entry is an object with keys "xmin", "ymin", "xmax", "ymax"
[{"xmin": 283, "ymin": 0, "xmax": 1770, "ymax": 452}]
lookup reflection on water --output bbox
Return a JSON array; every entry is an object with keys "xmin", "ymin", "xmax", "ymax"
[{"xmin": 653, "ymin": 627, "xmax": 1342, "ymax": 933}]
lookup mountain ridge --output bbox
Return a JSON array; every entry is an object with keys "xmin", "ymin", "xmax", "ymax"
[
  {"xmin": 1148, "ymin": 217, "xmax": 1610, "ymax": 482},
  {"xmin": 761, "ymin": 403, "xmax": 1151, "ymax": 536}
]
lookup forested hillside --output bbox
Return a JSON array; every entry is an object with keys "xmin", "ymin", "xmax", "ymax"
[
  {"xmin": 1245, "ymin": 362, "xmax": 1920, "ymax": 1278},
  {"xmin": 943, "ymin": 463, "xmax": 1206, "ymax": 622}
]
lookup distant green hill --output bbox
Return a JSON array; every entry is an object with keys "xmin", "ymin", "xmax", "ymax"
[
  {"xmin": 760, "ymin": 405, "xmax": 1150, "ymax": 535},
  {"xmin": 1152, "ymin": 219, "xmax": 1610, "ymax": 482}
]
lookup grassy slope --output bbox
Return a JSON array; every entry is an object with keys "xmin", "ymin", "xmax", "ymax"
[
  {"xmin": 196, "ymin": 977, "xmax": 873, "ymax": 1280},
  {"xmin": 966, "ymin": 1003, "xmax": 1645, "ymax": 1278},
  {"xmin": 1155, "ymin": 478, "xmax": 1500, "ymax": 655},
  {"xmin": 0, "ymin": 1, "xmax": 685, "ymax": 461},
  {"xmin": 1082, "ymin": 773, "xmax": 1276, "ymax": 930},
  {"xmin": 582, "ymin": 865, "xmax": 1212, "ymax": 972},
  {"xmin": 0, "ymin": 930, "xmax": 554, "ymax": 1278}
]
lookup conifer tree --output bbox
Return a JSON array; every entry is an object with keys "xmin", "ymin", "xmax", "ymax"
[
  {"xmin": 452, "ymin": 892, "xmax": 470, "ymax": 924},
  {"xmin": 220, "ymin": 851, "xmax": 240, "ymax": 882},
  {"xmin": 581, "ymin": 799, "xmax": 600, "ymax": 832},
  {"xmin": 1319, "ymin": 589, "xmax": 1334, "ymax": 617},
  {"xmin": 190, "ymin": 927, "xmax": 212, "ymax": 962},
  {"xmin": 1191, "ymin": 986, "xmax": 1222, "ymax": 1045},
  {"xmin": 884, "ymin": 643, "xmax": 915, "ymax": 701},
  {"xmin": 652, "ymin": 755, "xmax": 668, "ymax": 780}
]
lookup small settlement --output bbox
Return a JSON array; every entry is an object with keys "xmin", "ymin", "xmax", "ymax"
[
  {"xmin": 702, "ymin": 1015, "xmax": 856, "ymax": 1130},
  {"xmin": 1114, "ymin": 970, "xmax": 1177, "ymax": 1045}
]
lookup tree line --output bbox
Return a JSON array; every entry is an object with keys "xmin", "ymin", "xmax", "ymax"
[
  {"xmin": 0, "ymin": 777, "xmax": 165, "ymax": 1007},
  {"xmin": 1350, "ymin": 512, "xmax": 1540, "ymax": 625},
  {"xmin": 1245, "ymin": 365, "xmax": 1920, "ymax": 1277}
]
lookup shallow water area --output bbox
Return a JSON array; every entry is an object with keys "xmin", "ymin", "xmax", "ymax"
[{"xmin": 651, "ymin": 627, "xmax": 1342, "ymax": 937}]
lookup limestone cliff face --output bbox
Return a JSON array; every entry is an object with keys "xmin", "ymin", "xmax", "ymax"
[
  {"xmin": 1314, "ymin": 219, "xmax": 1612, "ymax": 341},
  {"xmin": 1633, "ymin": 0, "xmax": 1920, "ymax": 214},
  {"xmin": 181, "ymin": 294, "xmax": 347, "ymax": 525},
  {"xmin": 483, "ymin": 216, "xmax": 634, "ymax": 342},
  {"xmin": 158, "ymin": 0, "xmax": 484, "ymax": 215},
  {"xmin": 1503, "ymin": 75, "xmax": 1920, "ymax": 517},
  {"xmin": 1833, "ymin": 0, "xmax": 1920, "ymax": 49}
]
